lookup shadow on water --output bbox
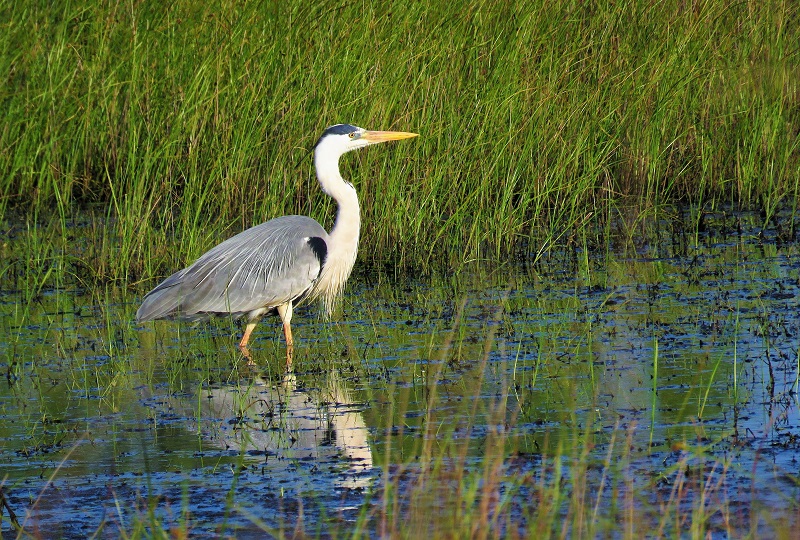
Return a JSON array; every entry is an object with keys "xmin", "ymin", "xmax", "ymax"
[{"xmin": 1, "ymin": 206, "xmax": 799, "ymax": 536}]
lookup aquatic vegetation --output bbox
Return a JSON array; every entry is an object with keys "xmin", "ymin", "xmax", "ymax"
[{"xmin": 1, "ymin": 209, "xmax": 799, "ymax": 537}]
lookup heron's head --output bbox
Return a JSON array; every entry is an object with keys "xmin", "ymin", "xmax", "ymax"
[{"xmin": 314, "ymin": 124, "xmax": 418, "ymax": 157}]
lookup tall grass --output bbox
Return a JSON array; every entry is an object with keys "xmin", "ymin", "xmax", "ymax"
[{"xmin": 1, "ymin": 0, "xmax": 799, "ymax": 284}]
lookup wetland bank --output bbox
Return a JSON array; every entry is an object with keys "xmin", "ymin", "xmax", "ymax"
[{"xmin": 2, "ymin": 0, "xmax": 800, "ymax": 537}]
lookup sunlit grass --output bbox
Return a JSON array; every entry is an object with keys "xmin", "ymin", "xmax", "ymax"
[{"xmin": 1, "ymin": 0, "xmax": 799, "ymax": 285}]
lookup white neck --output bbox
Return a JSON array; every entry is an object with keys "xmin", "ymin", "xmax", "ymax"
[{"xmin": 312, "ymin": 145, "xmax": 361, "ymax": 313}]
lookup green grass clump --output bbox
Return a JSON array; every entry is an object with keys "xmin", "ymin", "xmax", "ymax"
[{"xmin": 1, "ymin": 0, "xmax": 799, "ymax": 284}]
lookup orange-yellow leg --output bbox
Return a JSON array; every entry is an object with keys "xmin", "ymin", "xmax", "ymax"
[
  {"xmin": 239, "ymin": 322, "xmax": 258, "ymax": 349},
  {"xmin": 238, "ymin": 321, "xmax": 258, "ymax": 365},
  {"xmin": 277, "ymin": 303, "xmax": 294, "ymax": 369}
]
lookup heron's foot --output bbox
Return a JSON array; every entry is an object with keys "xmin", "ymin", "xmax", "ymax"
[
  {"xmin": 238, "ymin": 344, "xmax": 256, "ymax": 367},
  {"xmin": 281, "ymin": 372, "xmax": 297, "ymax": 389}
]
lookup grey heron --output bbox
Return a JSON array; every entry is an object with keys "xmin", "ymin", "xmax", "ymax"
[{"xmin": 136, "ymin": 124, "xmax": 418, "ymax": 366}]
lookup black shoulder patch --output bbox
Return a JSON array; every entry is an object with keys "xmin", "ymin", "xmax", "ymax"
[{"xmin": 306, "ymin": 236, "xmax": 328, "ymax": 265}]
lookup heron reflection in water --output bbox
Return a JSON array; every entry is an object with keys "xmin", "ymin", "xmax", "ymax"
[
  {"xmin": 136, "ymin": 125, "xmax": 418, "ymax": 366},
  {"xmin": 197, "ymin": 370, "xmax": 373, "ymax": 491}
]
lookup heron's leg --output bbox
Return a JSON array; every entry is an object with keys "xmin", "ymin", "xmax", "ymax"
[
  {"xmin": 239, "ymin": 321, "xmax": 259, "ymax": 349},
  {"xmin": 277, "ymin": 302, "xmax": 294, "ymax": 368},
  {"xmin": 238, "ymin": 321, "xmax": 259, "ymax": 366}
]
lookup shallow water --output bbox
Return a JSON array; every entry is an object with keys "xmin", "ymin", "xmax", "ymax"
[{"xmin": 1, "ymin": 210, "xmax": 799, "ymax": 536}]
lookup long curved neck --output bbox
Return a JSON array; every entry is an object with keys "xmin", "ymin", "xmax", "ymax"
[
  {"xmin": 314, "ymin": 146, "xmax": 360, "ymax": 251},
  {"xmin": 313, "ymin": 145, "xmax": 361, "ymax": 313}
]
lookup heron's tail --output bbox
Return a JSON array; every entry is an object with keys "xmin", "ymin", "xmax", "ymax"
[{"xmin": 135, "ymin": 271, "xmax": 188, "ymax": 322}]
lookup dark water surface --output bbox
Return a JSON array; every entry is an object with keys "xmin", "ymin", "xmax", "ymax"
[{"xmin": 1, "ymin": 210, "xmax": 799, "ymax": 537}]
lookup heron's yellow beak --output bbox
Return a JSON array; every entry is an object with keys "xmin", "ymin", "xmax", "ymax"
[{"xmin": 362, "ymin": 130, "xmax": 419, "ymax": 143}]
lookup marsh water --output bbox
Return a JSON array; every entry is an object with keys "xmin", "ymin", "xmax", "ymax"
[{"xmin": 1, "ymin": 209, "xmax": 799, "ymax": 537}]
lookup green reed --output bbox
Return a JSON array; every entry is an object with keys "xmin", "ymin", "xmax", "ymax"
[{"xmin": 1, "ymin": 0, "xmax": 798, "ymax": 287}]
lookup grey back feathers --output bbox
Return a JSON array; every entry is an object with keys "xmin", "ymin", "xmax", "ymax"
[{"xmin": 136, "ymin": 216, "xmax": 328, "ymax": 322}]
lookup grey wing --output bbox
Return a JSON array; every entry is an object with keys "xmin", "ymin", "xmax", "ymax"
[{"xmin": 136, "ymin": 216, "xmax": 329, "ymax": 322}]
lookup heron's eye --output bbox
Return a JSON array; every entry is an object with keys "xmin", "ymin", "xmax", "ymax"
[{"xmin": 348, "ymin": 132, "xmax": 355, "ymax": 139}]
